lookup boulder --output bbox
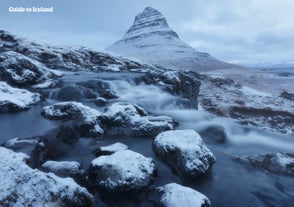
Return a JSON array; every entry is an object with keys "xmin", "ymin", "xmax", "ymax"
[
  {"xmin": 0, "ymin": 51, "xmax": 59, "ymax": 87},
  {"xmin": 154, "ymin": 130, "xmax": 216, "ymax": 179},
  {"xmin": 3, "ymin": 136, "xmax": 62, "ymax": 168},
  {"xmin": 105, "ymin": 102, "xmax": 177, "ymax": 136},
  {"xmin": 0, "ymin": 81, "xmax": 40, "ymax": 112},
  {"xmin": 236, "ymin": 152, "xmax": 294, "ymax": 176},
  {"xmin": 199, "ymin": 125, "xmax": 227, "ymax": 144},
  {"xmin": 0, "ymin": 147, "xmax": 95, "ymax": 207},
  {"xmin": 52, "ymin": 85, "xmax": 97, "ymax": 101},
  {"xmin": 41, "ymin": 101, "xmax": 107, "ymax": 137},
  {"xmin": 42, "ymin": 160, "xmax": 84, "ymax": 181},
  {"xmin": 77, "ymin": 79, "xmax": 118, "ymax": 99},
  {"xmin": 93, "ymin": 142, "xmax": 129, "ymax": 157},
  {"xmin": 94, "ymin": 97, "xmax": 107, "ymax": 106},
  {"xmin": 150, "ymin": 183, "xmax": 211, "ymax": 207},
  {"xmin": 144, "ymin": 70, "xmax": 201, "ymax": 109},
  {"xmin": 88, "ymin": 150, "xmax": 156, "ymax": 192}
]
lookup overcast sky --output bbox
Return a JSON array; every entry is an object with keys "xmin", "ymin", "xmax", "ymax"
[{"xmin": 1, "ymin": 0, "xmax": 294, "ymax": 64}]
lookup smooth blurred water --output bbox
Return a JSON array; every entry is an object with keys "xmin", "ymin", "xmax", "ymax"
[{"xmin": 1, "ymin": 71, "xmax": 293, "ymax": 207}]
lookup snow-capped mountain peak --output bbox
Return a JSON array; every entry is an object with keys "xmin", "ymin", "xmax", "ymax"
[
  {"xmin": 107, "ymin": 7, "xmax": 239, "ymax": 71},
  {"xmin": 124, "ymin": 7, "xmax": 179, "ymax": 40}
]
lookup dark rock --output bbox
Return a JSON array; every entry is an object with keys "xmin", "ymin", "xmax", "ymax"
[
  {"xmin": 52, "ymin": 85, "xmax": 97, "ymax": 101},
  {"xmin": 280, "ymin": 91, "xmax": 294, "ymax": 101},
  {"xmin": 57, "ymin": 124, "xmax": 78, "ymax": 144},
  {"xmin": 144, "ymin": 70, "xmax": 201, "ymax": 108},
  {"xmin": 235, "ymin": 152, "xmax": 294, "ymax": 176},
  {"xmin": 199, "ymin": 125, "xmax": 227, "ymax": 144},
  {"xmin": 154, "ymin": 130, "xmax": 216, "ymax": 179},
  {"xmin": 77, "ymin": 79, "xmax": 118, "ymax": 99}
]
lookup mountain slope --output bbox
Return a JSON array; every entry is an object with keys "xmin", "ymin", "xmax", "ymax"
[{"xmin": 107, "ymin": 7, "xmax": 239, "ymax": 71}]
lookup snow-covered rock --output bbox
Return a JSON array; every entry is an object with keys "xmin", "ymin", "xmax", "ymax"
[
  {"xmin": 41, "ymin": 101, "xmax": 107, "ymax": 137},
  {"xmin": 0, "ymin": 51, "xmax": 59, "ymax": 87},
  {"xmin": 0, "ymin": 147, "xmax": 94, "ymax": 206},
  {"xmin": 154, "ymin": 130, "xmax": 216, "ymax": 178},
  {"xmin": 199, "ymin": 75, "xmax": 294, "ymax": 135},
  {"xmin": 105, "ymin": 102, "xmax": 177, "ymax": 136},
  {"xmin": 3, "ymin": 136, "xmax": 62, "ymax": 168},
  {"xmin": 0, "ymin": 30, "xmax": 160, "ymax": 73},
  {"xmin": 42, "ymin": 160, "xmax": 84, "ymax": 179},
  {"xmin": 236, "ymin": 152, "xmax": 294, "ymax": 176},
  {"xmin": 151, "ymin": 183, "xmax": 211, "ymax": 207},
  {"xmin": 88, "ymin": 149, "xmax": 156, "ymax": 192},
  {"xmin": 107, "ymin": 7, "xmax": 238, "ymax": 72},
  {"xmin": 0, "ymin": 81, "xmax": 40, "ymax": 112},
  {"xmin": 93, "ymin": 142, "xmax": 129, "ymax": 157}
]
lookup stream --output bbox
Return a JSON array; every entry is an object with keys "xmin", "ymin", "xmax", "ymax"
[{"xmin": 1, "ymin": 71, "xmax": 293, "ymax": 207}]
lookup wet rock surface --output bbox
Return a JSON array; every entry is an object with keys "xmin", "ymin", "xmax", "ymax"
[
  {"xmin": 154, "ymin": 130, "xmax": 216, "ymax": 179},
  {"xmin": 199, "ymin": 125, "xmax": 227, "ymax": 144}
]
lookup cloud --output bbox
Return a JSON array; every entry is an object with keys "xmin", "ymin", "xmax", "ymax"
[{"xmin": 0, "ymin": 0, "xmax": 293, "ymax": 64}]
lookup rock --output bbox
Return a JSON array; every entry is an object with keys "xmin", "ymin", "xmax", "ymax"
[
  {"xmin": 144, "ymin": 70, "xmax": 201, "ymax": 108},
  {"xmin": 3, "ymin": 136, "xmax": 62, "ymax": 168},
  {"xmin": 77, "ymin": 79, "xmax": 118, "ymax": 99},
  {"xmin": 0, "ymin": 81, "xmax": 40, "ymax": 112},
  {"xmin": 199, "ymin": 125, "xmax": 227, "ymax": 144},
  {"xmin": 88, "ymin": 150, "xmax": 156, "ymax": 192},
  {"xmin": 42, "ymin": 160, "xmax": 84, "ymax": 181},
  {"xmin": 105, "ymin": 102, "xmax": 177, "ymax": 136},
  {"xmin": 280, "ymin": 91, "xmax": 294, "ymax": 101},
  {"xmin": 199, "ymin": 75, "xmax": 294, "ymax": 135},
  {"xmin": 154, "ymin": 130, "xmax": 216, "ymax": 179},
  {"xmin": 150, "ymin": 183, "xmax": 211, "ymax": 207},
  {"xmin": 41, "ymin": 101, "xmax": 107, "ymax": 137},
  {"xmin": 0, "ymin": 51, "xmax": 59, "ymax": 87},
  {"xmin": 52, "ymin": 85, "xmax": 97, "ymax": 101},
  {"xmin": 93, "ymin": 142, "xmax": 129, "ymax": 157},
  {"xmin": 107, "ymin": 7, "xmax": 238, "ymax": 72},
  {"xmin": 236, "ymin": 152, "xmax": 294, "ymax": 176},
  {"xmin": 0, "ymin": 30, "xmax": 165, "ymax": 73},
  {"xmin": 57, "ymin": 124, "xmax": 79, "ymax": 144},
  {"xmin": 0, "ymin": 147, "xmax": 95, "ymax": 207},
  {"xmin": 94, "ymin": 97, "xmax": 107, "ymax": 106}
]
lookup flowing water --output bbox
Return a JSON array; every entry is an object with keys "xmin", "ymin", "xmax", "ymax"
[{"xmin": 0, "ymin": 71, "xmax": 293, "ymax": 206}]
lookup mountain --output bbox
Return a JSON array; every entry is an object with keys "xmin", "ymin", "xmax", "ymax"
[{"xmin": 107, "ymin": 7, "xmax": 239, "ymax": 71}]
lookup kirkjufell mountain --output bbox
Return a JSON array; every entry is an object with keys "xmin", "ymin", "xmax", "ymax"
[{"xmin": 107, "ymin": 7, "xmax": 238, "ymax": 71}]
